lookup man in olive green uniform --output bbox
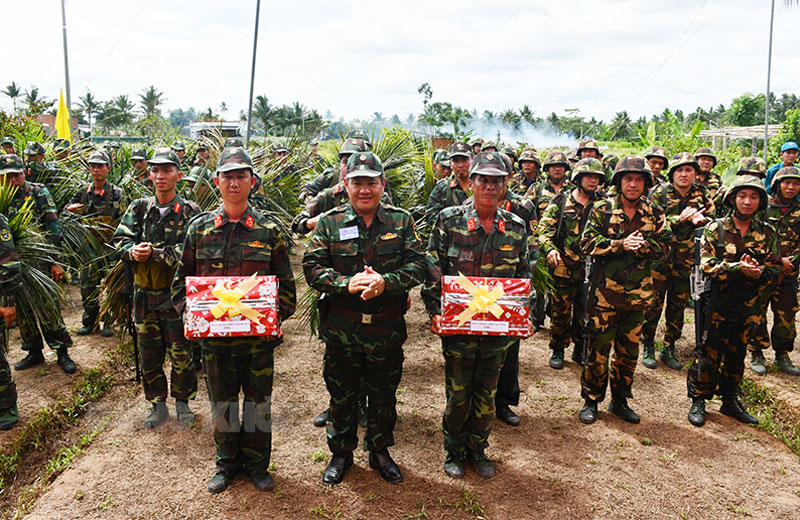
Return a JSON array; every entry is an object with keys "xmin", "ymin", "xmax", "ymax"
[
  {"xmin": 687, "ymin": 176, "xmax": 781, "ymax": 427},
  {"xmin": 641, "ymin": 153, "xmax": 714, "ymax": 370},
  {"xmin": 171, "ymin": 141, "xmax": 189, "ymax": 174},
  {"xmin": 695, "ymin": 147, "xmax": 722, "ymax": 200},
  {"xmin": 24, "ymin": 142, "xmax": 59, "ymax": 186},
  {"xmin": 577, "ymin": 138, "xmax": 602, "ymax": 160},
  {"xmin": 524, "ymin": 150, "xmax": 570, "ymax": 218},
  {"xmin": 469, "ymin": 137, "xmax": 484, "ymax": 156},
  {"xmin": 299, "ymin": 131, "xmax": 373, "ymax": 203},
  {"xmin": 423, "ymin": 152, "xmax": 532, "ymax": 480},
  {"xmin": 172, "ymin": 147, "xmax": 295, "ymax": 494},
  {"xmin": 539, "ymin": 158, "xmax": 605, "ymax": 369},
  {"xmin": 579, "ymin": 156, "xmax": 671, "ymax": 425},
  {"xmin": 114, "ymin": 148, "xmax": 201, "ymax": 429},
  {"xmin": 65, "ymin": 150, "xmax": 123, "ymax": 337},
  {"xmin": 424, "ymin": 141, "xmax": 473, "ymax": 227},
  {"xmin": 749, "ymin": 167, "xmax": 800, "ymax": 376},
  {"xmin": 2, "ymin": 155, "xmax": 76, "ymax": 374},
  {"xmin": 1, "ymin": 137, "xmax": 15, "ymax": 155},
  {"xmin": 303, "ymin": 151, "xmax": 424, "ymax": 485},
  {"xmin": 132, "ymin": 148, "xmax": 152, "ymax": 187},
  {"xmin": 508, "ymin": 147, "xmax": 541, "ymax": 197}
]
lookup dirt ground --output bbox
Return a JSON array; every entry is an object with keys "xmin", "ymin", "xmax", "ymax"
[{"xmin": 3, "ymin": 259, "xmax": 800, "ymax": 519}]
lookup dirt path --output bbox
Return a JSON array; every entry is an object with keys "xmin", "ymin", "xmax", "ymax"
[{"xmin": 4, "ymin": 262, "xmax": 800, "ymax": 519}]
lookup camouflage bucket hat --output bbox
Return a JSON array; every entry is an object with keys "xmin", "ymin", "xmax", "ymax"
[
  {"xmin": 0, "ymin": 154, "xmax": 24, "ymax": 173},
  {"xmin": 345, "ymin": 151, "xmax": 384, "ymax": 179},
  {"xmin": 53, "ymin": 138, "xmax": 70, "ymax": 152},
  {"xmin": 24, "ymin": 142, "xmax": 45, "ymax": 155},
  {"xmin": 518, "ymin": 149, "xmax": 542, "ymax": 167},
  {"xmin": 171, "ymin": 141, "xmax": 186, "ymax": 151},
  {"xmin": 216, "ymin": 147, "xmax": 253, "ymax": 174},
  {"xmin": 87, "ymin": 150, "xmax": 111, "ymax": 165},
  {"xmin": 645, "ymin": 146, "xmax": 669, "ymax": 168},
  {"xmin": 568, "ymin": 150, "xmax": 579, "ymax": 163},
  {"xmin": 481, "ymin": 140, "xmax": 498, "ymax": 152},
  {"xmin": 131, "ymin": 148, "xmax": 148, "ymax": 160},
  {"xmin": 271, "ymin": 142, "xmax": 289, "ymax": 154},
  {"xmin": 0, "ymin": 137, "xmax": 14, "ymax": 146},
  {"xmin": 736, "ymin": 156, "xmax": 767, "ymax": 178},
  {"xmin": 694, "ymin": 146, "xmax": 717, "ymax": 166},
  {"xmin": 612, "ymin": 154, "xmax": 654, "ymax": 188},
  {"xmin": 571, "ymin": 158, "xmax": 606, "ymax": 185},
  {"xmin": 602, "ymin": 153, "xmax": 620, "ymax": 170},
  {"xmin": 469, "ymin": 137, "xmax": 484, "ymax": 147},
  {"xmin": 148, "ymin": 147, "xmax": 181, "ymax": 168},
  {"xmin": 667, "ymin": 152, "xmax": 699, "ymax": 180},
  {"xmin": 770, "ymin": 166, "xmax": 800, "ymax": 194},
  {"xmin": 542, "ymin": 150, "xmax": 568, "ymax": 170},
  {"xmin": 447, "ymin": 141, "xmax": 472, "ymax": 160},
  {"xmin": 577, "ymin": 138, "xmax": 602, "ymax": 157},
  {"xmin": 724, "ymin": 174, "xmax": 768, "ymax": 211},
  {"xmin": 469, "ymin": 152, "xmax": 508, "ymax": 177},
  {"xmin": 339, "ymin": 138, "xmax": 370, "ymax": 158},
  {"xmin": 501, "ymin": 145, "xmax": 518, "ymax": 160}
]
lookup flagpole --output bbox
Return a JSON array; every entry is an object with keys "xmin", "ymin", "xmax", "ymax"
[
  {"xmin": 61, "ymin": 0, "xmax": 72, "ymax": 114},
  {"xmin": 764, "ymin": 0, "xmax": 775, "ymax": 161},
  {"xmin": 245, "ymin": 0, "xmax": 261, "ymax": 147}
]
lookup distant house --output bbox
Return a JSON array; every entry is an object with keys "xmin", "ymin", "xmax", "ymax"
[
  {"xmin": 35, "ymin": 114, "xmax": 78, "ymax": 137},
  {"xmin": 188, "ymin": 120, "xmax": 247, "ymax": 140}
]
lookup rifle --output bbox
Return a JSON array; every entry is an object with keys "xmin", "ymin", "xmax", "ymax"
[
  {"xmin": 123, "ymin": 261, "xmax": 141, "ymax": 383},
  {"xmin": 581, "ymin": 255, "xmax": 596, "ymax": 365}
]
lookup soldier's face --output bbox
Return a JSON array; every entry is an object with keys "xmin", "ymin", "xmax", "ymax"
[
  {"xmin": 173, "ymin": 149, "xmax": 185, "ymax": 159},
  {"xmin": 339, "ymin": 154, "xmax": 351, "ymax": 180},
  {"xmin": 89, "ymin": 162, "xmax": 110, "ymax": 183},
  {"xmin": 471, "ymin": 174, "xmax": 507, "ymax": 207},
  {"xmin": 580, "ymin": 149, "xmax": 598, "ymax": 159},
  {"xmin": 782, "ymin": 149, "xmax": 799, "ymax": 165},
  {"xmin": 198, "ymin": 149, "xmax": 210, "ymax": 159},
  {"xmin": 734, "ymin": 188, "xmax": 761, "ymax": 217},
  {"xmin": 579, "ymin": 173, "xmax": 602, "ymax": 193},
  {"xmin": 1, "ymin": 144, "xmax": 13, "ymax": 154},
  {"xmin": 472, "ymin": 145, "xmax": 482, "ymax": 155},
  {"xmin": 672, "ymin": 165, "xmax": 697, "ymax": 190},
  {"xmin": 697, "ymin": 156, "xmax": 714, "ymax": 173},
  {"xmin": 521, "ymin": 161, "xmax": 538, "ymax": 177},
  {"xmin": 2, "ymin": 171, "xmax": 25, "ymax": 188},
  {"xmin": 779, "ymin": 178, "xmax": 800, "ymax": 200},
  {"xmin": 345, "ymin": 175, "xmax": 384, "ymax": 215},
  {"xmin": 648, "ymin": 158, "xmax": 665, "ymax": 175},
  {"xmin": 149, "ymin": 164, "xmax": 182, "ymax": 195},
  {"xmin": 215, "ymin": 168, "xmax": 255, "ymax": 204},
  {"xmin": 27, "ymin": 153, "xmax": 43, "ymax": 164},
  {"xmin": 451, "ymin": 156, "xmax": 470, "ymax": 179},
  {"xmin": 620, "ymin": 173, "xmax": 646, "ymax": 201},
  {"xmin": 133, "ymin": 159, "xmax": 148, "ymax": 173},
  {"xmin": 547, "ymin": 165, "xmax": 566, "ymax": 182}
]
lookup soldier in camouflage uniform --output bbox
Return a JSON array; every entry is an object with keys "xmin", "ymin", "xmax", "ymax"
[
  {"xmin": 539, "ymin": 158, "xmax": 605, "ymax": 369},
  {"xmin": 303, "ymin": 151, "xmax": 424, "ymax": 485},
  {"xmin": 65, "ymin": 150, "xmax": 123, "ymax": 337},
  {"xmin": 640, "ymin": 153, "xmax": 713, "ymax": 370},
  {"xmin": 713, "ymin": 157, "xmax": 767, "ymax": 218},
  {"xmin": 749, "ymin": 167, "xmax": 800, "ymax": 376},
  {"xmin": 433, "ymin": 148, "xmax": 452, "ymax": 180},
  {"xmin": 578, "ymin": 155, "xmax": 671, "ymax": 425},
  {"xmin": 132, "ymin": 148, "xmax": 152, "ymax": 188},
  {"xmin": 644, "ymin": 145, "xmax": 669, "ymax": 184},
  {"xmin": 687, "ymin": 175, "xmax": 781, "ymax": 427},
  {"xmin": 299, "ymin": 131, "xmax": 373, "ymax": 203},
  {"xmin": 482, "ymin": 141, "xmax": 498, "ymax": 153},
  {"xmin": 423, "ymin": 151, "xmax": 532, "ymax": 480},
  {"xmin": 1, "ymin": 137, "xmax": 15, "ymax": 155},
  {"xmin": 603, "ymin": 154, "xmax": 620, "ymax": 179},
  {"xmin": 424, "ymin": 141, "xmax": 473, "ymax": 227},
  {"xmin": 695, "ymin": 147, "xmax": 723, "ymax": 200},
  {"xmin": 577, "ymin": 138, "xmax": 602, "ymax": 160},
  {"xmin": 525, "ymin": 150, "xmax": 570, "ymax": 219},
  {"xmin": 113, "ymin": 148, "xmax": 201, "ymax": 429},
  {"xmin": 2, "ymin": 154, "xmax": 76, "ymax": 374},
  {"xmin": 23, "ymin": 142, "xmax": 59, "ymax": 186},
  {"xmin": 508, "ymin": 147, "xmax": 541, "ymax": 196},
  {"xmin": 171, "ymin": 146, "xmax": 296, "ymax": 493},
  {"xmin": 470, "ymin": 137, "xmax": 484, "ymax": 156},
  {"xmin": 171, "ymin": 141, "xmax": 189, "ymax": 173},
  {"xmin": 0, "ymin": 173, "xmax": 21, "ymax": 430}
]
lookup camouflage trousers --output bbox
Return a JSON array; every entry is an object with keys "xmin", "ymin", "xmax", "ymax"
[
  {"xmin": 0, "ymin": 338, "xmax": 16, "ymax": 410},
  {"xmin": 496, "ymin": 339, "xmax": 520, "ymax": 407},
  {"xmin": 203, "ymin": 343, "xmax": 275, "ymax": 474},
  {"xmin": 549, "ymin": 276, "xmax": 583, "ymax": 352},
  {"xmin": 134, "ymin": 295, "xmax": 196, "ymax": 403},
  {"xmin": 581, "ymin": 307, "xmax": 643, "ymax": 402},
  {"xmin": 441, "ymin": 336, "xmax": 509, "ymax": 454},
  {"xmin": 323, "ymin": 340, "xmax": 404, "ymax": 453},
  {"xmin": 17, "ymin": 299, "xmax": 72, "ymax": 352},
  {"xmin": 687, "ymin": 308, "xmax": 750, "ymax": 399},
  {"xmin": 640, "ymin": 264, "xmax": 690, "ymax": 347},
  {"xmin": 80, "ymin": 265, "xmax": 107, "ymax": 329},
  {"xmin": 749, "ymin": 278, "xmax": 797, "ymax": 355}
]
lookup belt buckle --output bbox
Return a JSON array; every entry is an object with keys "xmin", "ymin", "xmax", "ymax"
[{"xmin": 361, "ymin": 313, "xmax": 372, "ymax": 324}]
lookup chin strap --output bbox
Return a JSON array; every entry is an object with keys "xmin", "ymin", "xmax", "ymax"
[{"xmin": 733, "ymin": 210, "xmax": 753, "ymax": 221}]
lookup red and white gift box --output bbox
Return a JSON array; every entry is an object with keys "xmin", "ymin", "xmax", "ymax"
[
  {"xmin": 184, "ymin": 275, "xmax": 281, "ymax": 339},
  {"xmin": 440, "ymin": 275, "xmax": 531, "ymax": 337}
]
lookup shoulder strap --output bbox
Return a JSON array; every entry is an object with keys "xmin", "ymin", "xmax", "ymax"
[
  {"xmin": 603, "ymin": 200, "xmax": 613, "ymax": 236},
  {"xmin": 553, "ymin": 193, "xmax": 569, "ymax": 248},
  {"xmin": 714, "ymin": 218, "xmax": 725, "ymax": 247}
]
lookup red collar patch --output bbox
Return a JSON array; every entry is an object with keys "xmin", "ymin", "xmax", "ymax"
[
  {"xmin": 174, "ymin": 202, "xmax": 181, "ymax": 214},
  {"xmin": 333, "ymin": 184, "xmax": 342, "ymax": 195},
  {"xmin": 498, "ymin": 219, "xmax": 506, "ymax": 234},
  {"xmin": 449, "ymin": 180, "xmax": 457, "ymax": 188},
  {"xmin": 244, "ymin": 215, "xmax": 254, "ymax": 230},
  {"xmin": 467, "ymin": 218, "xmax": 476, "ymax": 232},
  {"xmin": 503, "ymin": 200, "xmax": 511, "ymax": 211},
  {"xmin": 214, "ymin": 214, "xmax": 223, "ymax": 229}
]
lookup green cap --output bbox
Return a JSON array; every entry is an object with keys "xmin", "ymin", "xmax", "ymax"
[
  {"xmin": 196, "ymin": 142, "xmax": 209, "ymax": 151},
  {"xmin": 0, "ymin": 137, "xmax": 13, "ymax": 146},
  {"xmin": 469, "ymin": 152, "xmax": 508, "ymax": 177},
  {"xmin": 24, "ymin": 142, "xmax": 45, "ymax": 155},
  {"xmin": 87, "ymin": 150, "xmax": 111, "ymax": 165},
  {"xmin": 736, "ymin": 156, "xmax": 767, "ymax": 178},
  {"xmin": 345, "ymin": 151, "xmax": 384, "ymax": 178},
  {"xmin": 148, "ymin": 147, "xmax": 181, "ymax": 168},
  {"xmin": 271, "ymin": 142, "xmax": 289, "ymax": 154},
  {"xmin": 339, "ymin": 138, "xmax": 370, "ymax": 158},
  {"xmin": 345, "ymin": 130, "xmax": 372, "ymax": 147},
  {"xmin": 724, "ymin": 174, "xmax": 768, "ymax": 211},
  {"xmin": 0, "ymin": 154, "xmax": 24, "ymax": 173},
  {"xmin": 224, "ymin": 137, "xmax": 244, "ymax": 148},
  {"xmin": 481, "ymin": 140, "xmax": 498, "ymax": 152},
  {"xmin": 131, "ymin": 148, "xmax": 148, "ymax": 160},
  {"xmin": 53, "ymin": 138, "xmax": 70, "ymax": 152},
  {"xmin": 171, "ymin": 141, "xmax": 186, "ymax": 151},
  {"xmin": 216, "ymin": 146, "xmax": 254, "ymax": 174},
  {"xmin": 447, "ymin": 141, "xmax": 472, "ymax": 160}
]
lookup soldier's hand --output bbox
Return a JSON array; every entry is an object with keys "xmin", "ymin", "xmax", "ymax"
[
  {"xmin": 348, "ymin": 272, "xmax": 373, "ymax": 294},
  {"xmin": 306, "ymin": 216, "xmax": 319, "ymax": 230},
  {"xmin": 546, "ymin": 250, "xmax": 561, "ymax": 268},
  {"xmin": 781, "ymin": 257, "xmax": 794, "ymax": 276},
  {"xmin": 0, "ymin": 306, "xmax": 16, "ymax": 327},
  {"xmin": 360, "ymin": 266, "xmax": 385, "ymax": 300},
  {"xmin": 430, "ymin": 315, "xmax": 442, "ymax": 335},
  {"xmin": 740, "ymin": 254, "xmax": 762, "ymax": 278},
  {"xmin": 622, "ymin": 232, "xmax": 644, "ymax": 252},
  {"xmin": 65, "ymin": 203, "xmax": 84, "ymax": 213},
  {"xmin": 526, "ymin": 319, "xmax": 534, "ymax": 337},
  {"xmin": 131, "ymin": 242, "xmax": 153, "ymax": 262},
  {"xmin": 689, "ymin": 209, "xmax": 707, "ymax": 226},
  {"xmin": 50, "ymin": 264, "xmax": 64, "ymax": 283},
  {"xmin": 678, "ymin": 206, "xmax": 698, "ymax": 223}
]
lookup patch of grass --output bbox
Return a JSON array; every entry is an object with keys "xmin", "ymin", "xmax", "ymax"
[
  {"xmin": 402, "ymin": 503, "xmax": 429, "ymax": 519},
  {"xmin": 741, "ymin": 377, "xmax": 800, "ymax": 456},
  {"xmin": 34, "ymin": 368, "xmax": 49, "ymax": 377},
  {"xmin": 310, "ymin": 449, "xmax": 326, "ymax": 463},
  {"xmin": 551, "ymin": 423, "xmax": 562, "ymax": 432},
  {"xmin": 440, "ymin": 489, "xmax": 484, "ymax": 516},
  {"xmin": 97, "ymin": 494, "xmax": 114, "ymax": 511},
  {"xmin": 726, "ymin": 504, "xmax": 752, "ymax": 516},
  {"xmin": 639, "ymin": 437, "xmax": 653, "ymax": 446},
  {"xmin": 660, "ymin": 449, "xmax": 678, "ymax": 464},
  {"xmin": 309, "ymin": 500, "xmax": 344, "ymax": 518},
  {"xmin": 364, "ymin": 493, "xmax": 375, "ymax": 502},
  {"xmin": 269, "ymin": 461, "xmax": 277, "ymax": 471}
]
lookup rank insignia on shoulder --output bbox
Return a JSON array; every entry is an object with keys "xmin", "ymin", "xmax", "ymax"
[
  {"xmin": 380, "ymin": 233, "xmax": 398, "ymax": 240},
  {"xmin": 247, "ymin": 241, "xmax": 266, "ymax": 248},
  {"xmin": 0, "ymin": 230, "xmax": 10, "ymax": 242},
  {"xmin": 498, "ymin": 219, "xmax": 506, "ymax": 233},
  {"xmin": 499, "ymin": 244, "xmax": 513, "ymax": 251},
  {"xmin": 449, "ymin": 180, "xmax": 457, "ymax": 188},
  {"xmin": 214, "ymin": 214, "xmax": 223, "ymax": 228},
  {"xmin": 244, "ymin": 215, "xmax": 254, "ymax": 229},
  {"xmin": 467, "ymin": 218, "xmax": 476, "ymax": 232}
]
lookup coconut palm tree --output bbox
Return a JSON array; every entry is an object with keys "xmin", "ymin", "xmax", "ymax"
[
  {"xmin": 138, "ymin": 85, "xmax": 164, "ymax": 117},
  {"xmin": 3, "ymin": 82, "xmax": 22, "ymax": 113},
  {"xmin": 23, "ymin": 86, "xmax": 55, "ymax": 116},
  {"xmin": 76, "ymin": 91, "xmax": 101, "ymax": 133}
]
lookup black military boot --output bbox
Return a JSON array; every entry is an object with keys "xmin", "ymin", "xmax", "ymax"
[
  {"xmin": 76, "ymin": 325, "xmax": 92, "ymax": 336},
  {"xmin": 444, "ymin": 451, "xmax": 465, "ymax": 479},
  {"xmin": 465, "ymin": 448, "xmax": 495, "ymax": 479},
  {"xmin": 720, "ymin": 397, "xmax": 759, "ymax": 425},
  {"xmin": 313, "ymin": 408, "xmax": 329, "ymax": 427},
  {"xmin": 322, "ymin": 452, "xmax": 353, "ymax": 485},
  {"xmin": 641, "ymin": 343, "xmax": 657, "ymax": 369},
  {"xmin": 57, "ymin": 349, "xmax": 77, "ymax": 374},
  {"xmin": 571, "ymin": 345, "xmax": 585, "ymax": 365},
  {"xmin": 248, "ymin": 470, "xmax": 275, "ymax": 491},
  {"xmin": 0, "ymin": 406, "xmax": 19, "ymax": 430},
  {"xmin": 368, "ymin": 447, "xmax": 403, "ymax": 483},
  {"xmin": 14, "ymin": 350, "xmax": 44, "ymax": 370},
  {"xmin": 207, "ymin": 471, "xmax": 234, "ymax": 494},
  {"xmin": 101, "ymin": 322, "xmax": 114, "ymax": 338},
  {"xmin": 687, "ymin": 397, "xmax": 706, "ymax": 427},
  {"xmin": 549, "ymin": 348, "xmax": 564, "ymax": 370},
  {"xmin": 608, "ymin": 398, "xmax": 640, "ymax": 424},
  {"xmin": 774, "ymin": 354, "xmax": 800, "ymax": 376},
  {"xmin": 659, "ymin": 345, "xmax": 683, "ymax": 370},
  {"xmin": 579, "ymin": 399, "xmax": 598, "ymax": 424}
]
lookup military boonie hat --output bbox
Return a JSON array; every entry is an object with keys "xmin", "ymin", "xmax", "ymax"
[
  {"xmin": 694, "ymin": 147, "xmax": 717, "ymax": 166},
  {"xmin": 24, "ymin": 142, "xmax": 45, "ymax": 155},
  {"xmin": 0, "ymin": 154, "xmax": 24, "ymax": 173},
  {"xmin": 542, "ymin": 150, "xmax": 568, "ymax": 170},
  {"xmin": 667, "ymin": 153, "xmax": 699, "ymax": 179},
  {"xmin": 271, "ymin": 142, "xmax": 289, "ymax": 154},
  {"xmin": 469, "ymin": 137, "xmax": 484, "ymax": 147},
  {"xmin": 87, "ymin": 150, "xmax": 111, "ymax": 165},
  {"xmin": 469, "ymin": 152, "xmax": 508, "ymax": 177},
  {"xmin": 612, "ymin": 154, "xmax": 654, "ymax": 188},
  {"xmin": 736, "ymin": 156, "xmax": 766, "ymax": 178},
  {"xmin": 481, "ymin": 140, "xmax": 498, "ymax": 152},
  {"xmin": 345, "ymin": 151, "xmax": 384, "ymax": 179},
  {"xmin": 131, "ymin": 148, "xmax": 148, "ymax": 160},
  {"xmin": 645, "ymin": 146, "xmax": 669, "ymax": 168},
  {"xmin": 447, "ymin": 141, "xmax": 472, "ymax": 160},
  {"xmin": 148, "ymin": 147, "xmax": 181, "ymax": 168},
  {"xmin": 171, "ymin": 141, "xmax": 186, "ymax": 151},
  {"xmin": 770, "ymin": 166, "xmax": 800, "ymax": 194},
  {"xmin": 724, "ymin": 174, "xmax": 768, "ymax": 211},
  {"xmin": 780, "ymin": 141, "xmax": 799, "ymax": 153},
  {"xmin": 53, "ymin": 138, "xmax": 70, "ymax": 151},
  {"xmin": 216, "ymin": 147, "xmax": 253, "ymax": 174},
  {"xmin": 339, "ymin": 138, "xmax": 369, "ymax": 158},
  {"xmin": 577, "ymin": 138, "xmax": 602, "ymax": 157}
]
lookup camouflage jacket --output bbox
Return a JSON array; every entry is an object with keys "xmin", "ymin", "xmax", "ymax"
[
  {"xmin": 580, "ymin": 195, "xmax": 672, "ymax": 310},
  {"xmin": 299, "ymin": 167, "xmax": 336, "ymax": 203},
  {"xmin": 466, "ymin": 191, "xmax": 539, "ymax": 269},
  {"xmin": 712, "ymin": 184, "xmax": 767, "ymax": 221},
  {"xmin": 171, "ymin": 203, "xmax": 296, "ymax": 353},
  {"xmin": 25, "ymin": 161, "xmax": 60, "ymax": 186},
  {"xmin": 422, "ymin": 201, "xmax": 531, "ymax": 318},
  {"xmin": 424, "ymin": 174, "xmax": 471, "ymax": 227},
  {"xmin": 302, "ymin": 203, "xmax": 425, "ymax": 349},
  {"xmin": 508, "ymin": 172, "xmax": 540, "ymax": 197},
  {"xmin": 0, "ymin": 214, "xmax": 21, "ymax": 306},
  {"xmin": 765, "ymin": 195, "xmax": 800, "ymax": 276},
  {"xmin": 249, "ymin": 174, "xmax": 269, "ymax": 213},
  {"xmin": 648, "ymin": 182, "xmax": 714, "ymax": 271},
  {"xmin": 7, "ymin": 182, "xmax": 63, "ymax": 254},
  {"xmin": 697, "ymin": 171, "xmax": 722, "ymax": 200},
  {"xmin": 113, "ymin": 195, "xmax": 201, "ymax": 305},
  {"xmin": 539, "ymin": 189, "xmax": 600, "ymax": 281},
  {"xmin": 524, "ymin": 178, "xmax": 567, "ymax": 220},
  {"xmin": 68, "ymin": 181, "xmax": 124, "ymax": 243},
  {"xmin": 292, "ymin": 181, "xmax": 392, "ymax": 235}
]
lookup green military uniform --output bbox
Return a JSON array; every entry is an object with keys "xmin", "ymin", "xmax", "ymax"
[
  {"xmin": 579, "ymin": 156, "xmax": 671, "ymax": 419},
  {"xmin": 171, "ymin": 148, "xmax": 296, "ymax": 484},
  {"xmin": 299, "ymin": 167, "xmax": 336, "ymax": 203},
  {"xmin": 508, "ymin": 148, "xmax": 542, "ymax": 197},
  {"xmin": 302, "ymin": 154, "xmax": 425, "ymax": 459},
  {"xmin": 0, "ymin": 212, "xmax": 21, "ymax": 430},
  {"xmin": 423, "ymin": 142, "xmax": 473, "ymax": 227}
]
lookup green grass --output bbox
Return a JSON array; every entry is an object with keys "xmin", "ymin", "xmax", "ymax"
[{"xmin": 741, "ymin": 378, "xmax": 800, "ymax": 457}]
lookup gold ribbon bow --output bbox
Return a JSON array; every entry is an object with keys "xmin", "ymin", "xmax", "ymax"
[
  {"xmin": 210, "ymin": 273, "xmax": 265, "ymax": 324},
  {"xmin": 455, "ymin": 273, "xmax": 505, "ymax": 326}
]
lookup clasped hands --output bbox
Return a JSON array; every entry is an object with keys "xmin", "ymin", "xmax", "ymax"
[{"xmin": 347, "ymin": 265, "xmax": 385, "ymax": 301}]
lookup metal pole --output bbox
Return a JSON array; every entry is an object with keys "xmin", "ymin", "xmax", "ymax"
[
  {"xmin": 245, "ymin": 0, "xmax": 261, "ymax": 147},
  {"xmin": 61, "ymin": 0, "xmax": 71, "ymax": 111},
  {"xmin": 764, "ymin": 0, "xmax": 775, "ymax": 161}
]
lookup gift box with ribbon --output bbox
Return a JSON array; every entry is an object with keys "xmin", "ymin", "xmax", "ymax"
[
  {"xmin": 440, "ymin": 274, "xmax": 531, "ymax": 337},
  {"xmin": 184, "ymin": 274, "xmax": 281, "ymax": 339}
]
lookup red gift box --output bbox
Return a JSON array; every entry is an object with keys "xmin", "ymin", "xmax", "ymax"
[
  {"xmin": 440, "ymin": 275, "xmax": 531, "ymax": 337},
  {"xmin": 184, "ymin": 274, "xmax": 281, "ymax": 339}
]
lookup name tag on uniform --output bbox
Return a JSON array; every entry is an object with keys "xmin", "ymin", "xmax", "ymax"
[{"xmin": 339, "ymin": 226, "xmax": 359, "ymax": 241}]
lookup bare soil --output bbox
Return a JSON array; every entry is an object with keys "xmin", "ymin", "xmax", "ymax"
[{"xmin": 3, "ymin": 261, "xmax": 800, "ymax": 520}]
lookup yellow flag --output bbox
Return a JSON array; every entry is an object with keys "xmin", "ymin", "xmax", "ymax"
[{"xmin": 55, "ymin": 90, "xmax": 71, "ymax": 142}]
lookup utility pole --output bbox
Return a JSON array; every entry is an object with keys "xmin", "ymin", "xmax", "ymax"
[
  {"xmin": 245, "ymin": 0, "xmax": 261, "ymax": 147},
  {"xmin": 61, "ymin": 0, "xmax": 72, "ymax": 111},
  {"xmin": 764, "ymin": 0, "xmax": 775, "ymax": 161}
]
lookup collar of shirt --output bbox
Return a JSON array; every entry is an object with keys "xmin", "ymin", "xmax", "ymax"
[
  {"xmin": 342, "ymin": 202, "xmax": 387, "ymax": 226},
  {"xmin": 462, "ymin": 201, "xmax": 505, "ymax": 234},
  {"xmin": 147, "ymin": 194, "xmax": 184, "ymax": 217},
  {"xmin": 212, "ymin": 203, "xmax": 259, "ymax": 230}
]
